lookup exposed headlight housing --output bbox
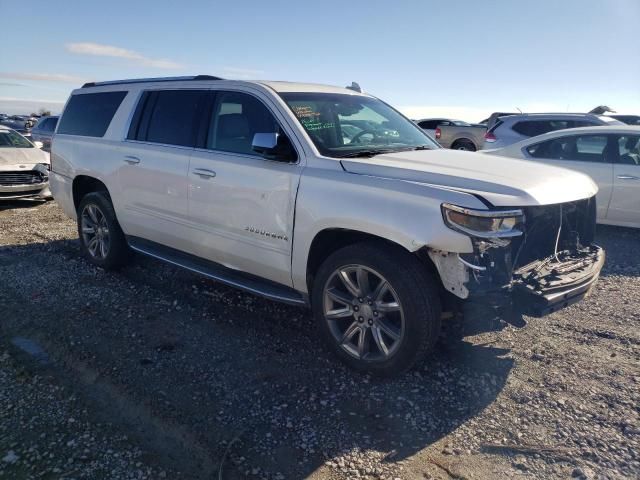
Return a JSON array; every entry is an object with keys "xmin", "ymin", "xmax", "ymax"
[{"xmin": 442, "ymin": 203, "xmax": 524, "ymax": 238}]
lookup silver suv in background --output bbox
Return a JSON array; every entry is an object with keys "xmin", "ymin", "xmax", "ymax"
[{"xmin": 483, "ymin": 113, "xmax": 623, "ymax": 150}]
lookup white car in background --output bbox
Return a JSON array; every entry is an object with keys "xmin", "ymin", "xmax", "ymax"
[
  {"xmin": 486, "ymin": 125, "xmax": 640, "ymax": 228},
  {"xmin": 0, "ymin": 125, "xmax": 51, "ymax": 200}
]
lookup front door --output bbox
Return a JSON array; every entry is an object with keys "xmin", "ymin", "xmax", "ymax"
[{"xmin": 187, "ymin": 90, "xmax": 303, "ymax": 287}]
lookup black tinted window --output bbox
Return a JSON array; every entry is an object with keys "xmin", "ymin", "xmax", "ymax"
[
  {"xmin": 512, "ymin": 120, "xmax": 574, "ymax": 137},
  {"xmin": 616, "ymin": 135, "xmax": 640, "ymax": 165},
  {"xmin": 207, "ymin": 91, "xmax": 279, "ymax": 155},
  {"xmin": 418, "ymin": 120, "xmax": 436, "ymax": 129},
  {"xmin": 131, "ymin": 90, "xmax": 205, "ymax": 147},
  {"xmin": 58, "ymin": 92, "xmax": 126, "ymax": 137},
  {"xmin": 39, "ymin": 118, "xmax": 57, "ymax": 132},
  {"xmin": 528, "ymin": 135, "xmax": 610, "ymax": 162}
]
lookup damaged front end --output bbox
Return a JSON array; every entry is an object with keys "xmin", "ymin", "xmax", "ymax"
[{"xmin": 428, "ymin": 197, "xmax": 604, "ymax": 318}]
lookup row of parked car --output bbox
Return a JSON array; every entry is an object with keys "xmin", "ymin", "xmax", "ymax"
[
  {"xmin": 0, "ymin": 113, "xmax": 59, "ymax": 150},
  {"xmin": 415, "ymin": 112, "xmax": 640, "ymax": 228},
  {"xmin": 416, "ymin": 112, "xmax": 640, "ymax": 152}
]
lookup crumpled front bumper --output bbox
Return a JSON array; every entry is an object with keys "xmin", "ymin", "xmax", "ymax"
[
  {"xmin": 0, "ymin": 165, "xmax": 51, "ymax": 200},
  {"xmin": 511, "ymin": 245, "xmax": 605, "ymax": 317}
]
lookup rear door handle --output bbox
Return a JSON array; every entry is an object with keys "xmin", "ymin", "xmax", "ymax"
[
  {"xmin": 124, "ymin": 155, "xmax": 141, "ymax": 165},
  {"xmin": 193, "ymin": 168, "xmax": 216, "ymax": 178},
  {"xmin": 617, "ymin": 175, "xmax": 640, "ymax": 180}
]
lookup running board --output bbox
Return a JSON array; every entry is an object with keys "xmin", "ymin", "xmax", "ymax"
[{"xmin": 127, "ymin": 236, "xmax": 307, "ymax": 306}]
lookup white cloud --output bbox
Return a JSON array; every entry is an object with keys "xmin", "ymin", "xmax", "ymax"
[
  {"xmin": 0, "ymin": 72, "xmax": 89, "ymax": 84},
  {"xmin": 65, "ymin": 42, "xmax": 184, "ymax": 69},
  {"xmin": 221, "ymin": 66, "xmax": 264, "ymax": 79},
  {"xmin": 0, "ymin": 97, "xmax": 65, "ymax": 115}
]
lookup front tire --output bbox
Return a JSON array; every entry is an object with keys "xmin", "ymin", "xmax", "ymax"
[
  {"xmin": 312, "ymin": 242, "xmax": 441, "ymax": 377},
  {"xmin": 77, "ymin": 191, "xmax": 130, "ymax": 270}
]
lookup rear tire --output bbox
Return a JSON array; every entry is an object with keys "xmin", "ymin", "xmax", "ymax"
[
  {"xmin": 311, "ymin": 241, "xmax": 441, "ymax": 377},
  {"xmin": 77, "ymin": 191, "xmax": 130, "ymax": 270},
  {"xmin": 452, "ymin": 139, "xmax": 476, "ymax": 151}
]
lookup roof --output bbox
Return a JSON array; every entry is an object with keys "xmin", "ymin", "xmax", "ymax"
[
  {"xmin": 498, "ymin": 113, "xmax": 608, "ymax": 121},
  {"xmin": 78, "ymin": 75, "xmax": 366, "ymax": 96},
  {"xmin": 257, "ymin": 80, "xmax": 366, "ymax": 95},
  {"xmin": 499, "ymin": 125, "xmax": 640, "ymax": 152}
]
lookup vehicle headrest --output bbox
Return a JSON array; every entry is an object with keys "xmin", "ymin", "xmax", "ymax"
[{"xmin": 218, "ymin": 114, "xmax": 250, "ymax": 138}]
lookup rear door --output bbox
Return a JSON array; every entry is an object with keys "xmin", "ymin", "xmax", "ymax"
[
  {"xmin": 608, "ymin": 134, "xmax": 640, "ymax": 226},
  {"xmin": 525, "ymin": 134, "xmax": 614, "ymax": 220},
  {"xmin": 187, "ymin": 89, "xmax": 304, "ymax": 286},
  {"xmin": 118, "ymin": 89, "xmax": 206, "ymax": 249}
]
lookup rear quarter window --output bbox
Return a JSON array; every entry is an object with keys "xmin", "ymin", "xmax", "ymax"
[
  {"xmin": 57, "ymin": 91, "xmax": 127, "ymax": 137},
  {"xmin": 512, "ymin": 120, "xmax": 570, "ymax": 137}
]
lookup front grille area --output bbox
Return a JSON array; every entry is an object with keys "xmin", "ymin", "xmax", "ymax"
[
  {"xmin": 0, "ymin": 170, "xmax": 47, "ymax": 186},
  {"xmin": 513, "ymin": 197, "xmax": 596, "ymax": 269}
]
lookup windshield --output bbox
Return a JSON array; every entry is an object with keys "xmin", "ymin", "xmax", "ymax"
[
  {"xmin": 0, "ymin": 129, "xmax": 33, "ymax": 148},
  {"xmin": 452, "ymin": 120, "xmax": 471, "ymax": 126},
  {"xmin": 280, "ymin": 92, "xmax": 439, "ymax": 158}
]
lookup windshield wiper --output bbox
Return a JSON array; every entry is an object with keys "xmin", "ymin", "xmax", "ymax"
[
  {"xmin": 337, "ymin": 149, "xmax": 395, "ymax": 158},
  {"xmin": 412, "ymin": 145, "xmax": 432, "ymax": 150}
]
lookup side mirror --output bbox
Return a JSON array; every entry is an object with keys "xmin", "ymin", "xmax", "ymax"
[
  {"xmin": 252, "ymin": 132, "xmax": 297, "ymax": 162},
  {"xmin": 252, "ymin": 132, "xmax": 279, "ymax": 154},
  {"xmin": 33, "ymin": 141, "xmax": 44, "ymax": 149}
]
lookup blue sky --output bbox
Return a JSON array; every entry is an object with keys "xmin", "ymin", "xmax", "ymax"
[{"xmin": 1, "ymin": 0, "xmax": 638, "ymax": 120}]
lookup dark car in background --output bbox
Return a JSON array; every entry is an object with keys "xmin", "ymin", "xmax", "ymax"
[
  {"xmin": 30, "ymin": 116, "xmax": 59, "ymax": 151},
  {"xmin": 0, "ymin": 115, "xmax": 36, "ymax": 134}
]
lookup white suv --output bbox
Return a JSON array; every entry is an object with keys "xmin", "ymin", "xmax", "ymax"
[{"xmin": 50, "ymin": 76, "xmax": 604, "ymax": 376}]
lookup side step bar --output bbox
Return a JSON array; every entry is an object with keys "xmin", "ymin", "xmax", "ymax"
[{"xmin": 127, "ymin": 236, "xmax": 307, "ymax": 306}]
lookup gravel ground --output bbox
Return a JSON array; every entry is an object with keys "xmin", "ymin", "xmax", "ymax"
[{"xmin": 0, "ymin": 200, "xmax": 638, "ymax": 480}]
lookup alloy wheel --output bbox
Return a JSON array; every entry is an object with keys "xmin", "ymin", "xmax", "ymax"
[
  {"xmin": 323, "ymin": 265, "xmax": 405, "ymax": 361},
  {"xmin": 80, "ymin": 204, "xmax": 110, "ymax": 260}
]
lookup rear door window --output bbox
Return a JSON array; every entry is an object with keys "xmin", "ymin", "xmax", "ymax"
[
  {"xmin": 616, "ymin": 135, "xmax": 640, "ymax": 165},
  {"xmin": 528, "ymin": 135, "xmax": 610, "ymax": 162},
  {"xmin": 57, "ymin": 91, "xmax": 127, "ymax": 137},
  {"xmin": 418, "ymin": 120, "xmax": 437, "ymax": 129},
  {"xmin": 512, "ymin": 120, "xmax": 572, "ymax": 137},
  {"xmin": 128, "ymin": 90, "xmax": 206, "ymax": 147}
]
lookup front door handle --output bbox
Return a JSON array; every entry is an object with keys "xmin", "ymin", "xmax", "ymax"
[
  {"xmin": 617, "ymin": 174, "xmax": 640, "ymax": 180},
  {"xmin": 193, "ymin": 168, "xmax": 216, "ymax": 178},
  {"xmin": 124, "ymin": 155, "xmax": 141, "ymax": 165}
]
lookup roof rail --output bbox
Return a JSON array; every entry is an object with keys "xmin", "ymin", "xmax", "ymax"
[{"xmin": 81, "ymin": 75, "xmax": 224, "ymax": 88}]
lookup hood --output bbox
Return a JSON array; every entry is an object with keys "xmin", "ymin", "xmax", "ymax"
[
  {"xmin": 340, "ymin": 149, "xmax": 598, "ymax": 207},
  {"xmin": 0, "ymin": 148, "xmax": 49, "ymax": 168}
]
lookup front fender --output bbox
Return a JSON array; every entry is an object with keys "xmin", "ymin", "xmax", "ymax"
[{"xmin": 291, "ymin": 167, "xmax": 482, "ymax": 293}]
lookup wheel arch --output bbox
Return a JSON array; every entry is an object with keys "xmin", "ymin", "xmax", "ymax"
[
  {"xmin": 451, "ymin": 137, "xmax": 477, "ymax": 150},
  {"xmin": 304, "ymin": 228, "xmax": 439, "ymax": 295},
  {"xmin": 72, "ymin": 175, "xmax": 111, "ymax": 211}
]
